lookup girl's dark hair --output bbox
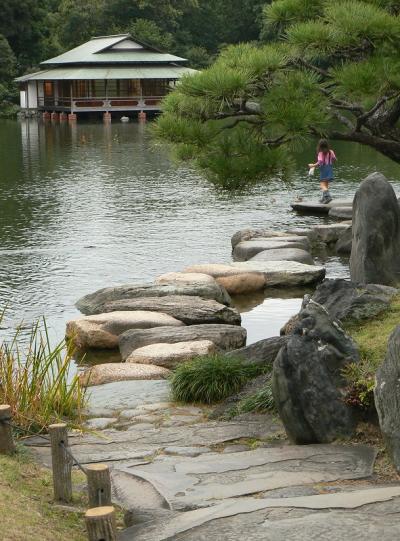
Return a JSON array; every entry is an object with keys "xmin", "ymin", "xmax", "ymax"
[{"xmin": 318, "ymin": 139, "xmax": 330, "ymax": 153}]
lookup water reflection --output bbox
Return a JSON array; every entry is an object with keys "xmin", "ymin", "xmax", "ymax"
[{"xmin": 0, "ymin": 118, "xmax": 400, "ymax": 352}]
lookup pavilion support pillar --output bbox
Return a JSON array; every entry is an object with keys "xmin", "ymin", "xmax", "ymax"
[
  {"xmin": 68, "ymin": 113, "xmax": 77, "ymax": 122},
  {"xmin": 42, "ymin": 111, "xmax": 51, "ymax": 121},
  {"xmin": 59, "ymin": 112, "xmax": 68, "ymax": 121},
  {"xmin": 51, "ymin": 111, "xmax": 59, "ymax": 121},
  {"xmin": 138, "ymin": 111, "xmax": 147, "ymax": 122},
  {"xmin": 103, "ymin": 112, "xmax": 112, "ymax": 123}
]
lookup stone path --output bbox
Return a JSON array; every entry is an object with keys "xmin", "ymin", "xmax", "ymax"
[{"xmin": 25, "ymin": 380, "xmax": 400, "ymax": 540}]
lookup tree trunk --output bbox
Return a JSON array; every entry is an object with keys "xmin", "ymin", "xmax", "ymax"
[{"xmin": 330, "ymin": 130, "xmax": 400, "ymax": 163}]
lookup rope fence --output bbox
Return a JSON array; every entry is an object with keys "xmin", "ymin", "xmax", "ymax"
[{"xmin": 0, "ymin": 405, "xmax": 117, "ymax": 541}]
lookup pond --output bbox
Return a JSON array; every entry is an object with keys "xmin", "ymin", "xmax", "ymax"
[{"xmin": 1, "ymin": 119, "xmax": 400, "ymax": 365}]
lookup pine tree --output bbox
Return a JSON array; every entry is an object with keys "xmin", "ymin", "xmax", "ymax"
[{"xmin": 155, "ymin": 0, "xmax": 400, "ymax": 187}]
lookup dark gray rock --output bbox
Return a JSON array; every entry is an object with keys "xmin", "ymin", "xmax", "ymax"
[
  {"xmin": 76, "ymin": 282, "xmax": 231, "ymax": 315},
  {"xmin": 119, "ymin": 324, "xmax": 247, "ymax": 360},
  {"xmin": 335, "ymin": 226, "xmax": 352, "ymax": 254},
  {"xmin": 272, "ymin": 300, "xmax": 359, "ymax": 444},
  {"xmin": 350, "ymin": 172, "xmax": 400, "ymax": 286},
  {"xmin": 374, "ymin": 325, "xmax": 400, "ymax": 471},
  {"xmin": 312, "ymin": 279, "xmax": 398, "ymax": 324},
  {"xmin": 251, "ymin": 248, "xmax": 314, "ymax": 265},
  {"xmin": 80, "ymin": 295, "xmax": 241, "ymax": 326},
  {"xmin": 226, "ymin": 335, "xmax": 288, "ymax": 367}
]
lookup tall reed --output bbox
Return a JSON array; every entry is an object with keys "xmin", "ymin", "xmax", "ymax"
[{"xmin": 0, "ymin": 316, "xmax": 87, "ymax": 434}]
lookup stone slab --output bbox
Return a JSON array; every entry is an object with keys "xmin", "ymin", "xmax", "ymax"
[
  {"xmin": 120, "ymin": 486, "xmax": 400, "ymax": 541},
  {"xmin": 329, "ymin": 206, "xmax": 353, "ymax": 219},
  {"xmin": 291, "ymin": 199, "xmax": 353, "ymax": 214},
  {"xmin": 126, "ymin": 340, "xmax": 216, "ymax": 369},
  {"xmin": 233, "ymin": 238, "xmax": 309, "ymax": 261}
]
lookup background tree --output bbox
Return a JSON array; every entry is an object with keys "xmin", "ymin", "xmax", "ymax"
[{"xmin": 155, "ymin": 0, "xmax": 400, "ymax": 187}]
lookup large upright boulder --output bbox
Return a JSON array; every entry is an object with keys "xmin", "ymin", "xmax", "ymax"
[
  {"xmin": 272, "ymin": 300, "xmax": 359, "ymax": 444},
  {"xmin": 374, "ymin": 325, "xmax": 400, "ymax": 471},
  {"xmin": 350, "ymin": 173, "xmax": 400, "ymax": 286}
]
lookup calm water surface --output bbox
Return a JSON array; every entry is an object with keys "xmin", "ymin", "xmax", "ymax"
[{"xmin": 1, "ymin": 119, "xmax": 400, "ymax": 362}]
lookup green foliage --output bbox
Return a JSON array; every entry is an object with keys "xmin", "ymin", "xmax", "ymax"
[
  {"xmin": 344, "ymin": 295, "xmax": 400, "ymax": 411},
  {"xmin": 237, "ymin": 380, "xmax": 275, "ymax": 413},
  {"xmin": 0, "ymin": 316, "xmax": 87, "ymax": 433},
  {"xmin": 170, "ymin": 354, "xmax": 261, "ymax": 404},
  {"xmin": 129, "ymin": 19, "xmax": 175, "ymax": 51},
  {"xmin": 262, "ymin": 0, "xmax": 324, "ymax": 36}
]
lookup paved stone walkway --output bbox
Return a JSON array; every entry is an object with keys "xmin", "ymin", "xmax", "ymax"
[{"xmin": 24, "ymin": 379, "xmax": 400, "ymax": 540}]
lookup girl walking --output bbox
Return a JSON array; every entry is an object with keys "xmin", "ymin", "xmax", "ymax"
[{"xmin": 309, "ymin": 139, "xmax": 337, "ymax": 204}]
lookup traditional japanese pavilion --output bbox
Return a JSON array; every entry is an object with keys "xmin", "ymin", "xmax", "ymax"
[{"xmin": 16, "ymin": 34, "xmax": 195, "ymax": 118}]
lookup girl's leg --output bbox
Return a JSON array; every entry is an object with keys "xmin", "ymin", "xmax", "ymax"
[{"xmin": 320, "ymin": 180, "xmax": 329, "ymax": 192}]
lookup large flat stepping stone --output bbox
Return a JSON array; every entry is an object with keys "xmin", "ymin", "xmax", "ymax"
[
  {"xmin": 76, "ymin": 282, "xmax": 231, "ymax": 315},
  {"xmin": 119, "ymin": 324, "xmax": 247, "ymax": 360},
  {"xmin": 122, "ymin": 486, "xmax": 400, "ymax": 541},
  {"xmin": 311, "ymin": 223, "xmax": 351, "ymax": 243},
  {"xmin": 291, "ymin": 199, "xmax": 353, "ymax": 214},
  {"xmin": 233, "ymin": 237, "xmax": 310, "ymax": 261},
  {"xmin": 66, "ymin": 311, "xmax": 184, "ymax": 349},
  {"xmin": 126, "ymin": 340, "xmax": 216, "ymax": 369},
  {"xmin": 79, "ymin": 362, "xmax": 171, "ymax": 386},
  {"xmin": 251, "ymin": 248, "xmax": 314, "ymax": 265},
  {"xmin": 184, "ymin": 264, "xmax": 267, "ymax": 294},
  {"xmin": 231, "ymin": 261, "xmax": 325, "ymax": 286},
  {"xmin": 115, "ymin": 444, "xmax": 376, "ymax": 510},
  {"xmin": 89, "ymin": 296, "xmax": 241, "ymax": 326}
]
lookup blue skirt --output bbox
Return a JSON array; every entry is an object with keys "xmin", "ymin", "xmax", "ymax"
[{"xmin": 320, "ymin": 163, "xmax": 334, "ymax": 181}]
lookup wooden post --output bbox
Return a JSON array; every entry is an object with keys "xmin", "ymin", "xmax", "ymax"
[
  {"xmin": 86, "ymin": 464, "xmax": 112, "ymax": 508},
  {"xmin": 0, "ymin": 405, "xmax": 15, "ymax": 454},
  {"xmin": 49, "ymin": 423, "xmax": 72, "ymax": 502},
  {"xmin": 85, "ymin": 506, "xmax": 117, "ymax": 541}
]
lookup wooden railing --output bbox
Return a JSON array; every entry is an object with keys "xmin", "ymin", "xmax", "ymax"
[{"xmin": 38, "ymin": 96, "xmax": 165, "ymax": 110}]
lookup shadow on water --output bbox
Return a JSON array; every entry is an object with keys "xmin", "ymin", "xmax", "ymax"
[{"xmin": 0, "ymin": 118, "xmax": 400, "ymax": 367}]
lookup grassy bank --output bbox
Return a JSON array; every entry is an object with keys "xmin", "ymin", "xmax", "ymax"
[
  {"xmin": 344, "ymin": 295, "xmax": 400, "ymax": 409},
  {"xmin": 0, "ymin": 448, "xmax": 86, "ymax": 541}
]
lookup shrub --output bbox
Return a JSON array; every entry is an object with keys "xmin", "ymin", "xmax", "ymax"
[
  {"xmin": 237, "ymin": 380, "xmax": 275, "ymax": 414},
  {"xmin": 0, "ymin": 317, "xmax": 87, "ymax": 434},
  {"xmin": 170, "ymin": 354, "xmax": 261, "ymax": 404}
]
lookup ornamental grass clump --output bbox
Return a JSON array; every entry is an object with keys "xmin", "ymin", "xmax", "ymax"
[
  {"xmin": 170, "ymin": 354, "xmax": 260, "ymax": 404},
  {"xmin": 237, "ymin": 380, "xmax": 275, "ymax": 414},
  {"xmin": 0, "ymin": 317, "xmax": 87, "ymax": 434}
]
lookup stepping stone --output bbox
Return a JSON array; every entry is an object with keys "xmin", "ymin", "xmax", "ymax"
[
  {"xmin": 311, "ymin": 223, "xmax": 352, "ymax": 243},
  {"xmin": 79, "ymin": 363, "xmax": 171, "ymax": 386},
  {"xmin": 233, "ymin": 237, "xmax": 309, "ymax": 261},
  {"xmin": 78, "ymin": 296, "xmax": 240, "ymax": 326},
  {"xmin": 126, "ymin": 340, "xmax": 216, "ymax": 369},
  {"xmin": 291, "ymin": 199, "xmax": 353, "ymax": 214},
  {"xmin": 119, "ymin": 324, "xmax": 247, "ymax": 360},
  {"xmin": 155, "ymin": 272, "xmax": 216, "ymax": 284},
  {"xmin": 215, "ymin": 272, "xmax": 267, "ymax": 294},
  {"xmin": 251, "ymin": 248, "xmax": 314, "ymax": 265},
  {"xmin": 76, "ymin": 281, "xmax": 231, "ymax": 315},
  {"xmin": 329, "ymin": 206, "xmax": 353, "ymax": 219},
  {"xmin": 66, "ymin": 311, "xmax": 185, "ymax": 349},
  {"xmin": 231, "ymin": 261, "xmax": 325, "ymax": 287},
  {"xmin": 163, "ymin": 446, "xmax": 211, "ymax": 457},
  {"xmin": 231, "ymin": 229, "xmax": 294, "ymax": 249}
]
